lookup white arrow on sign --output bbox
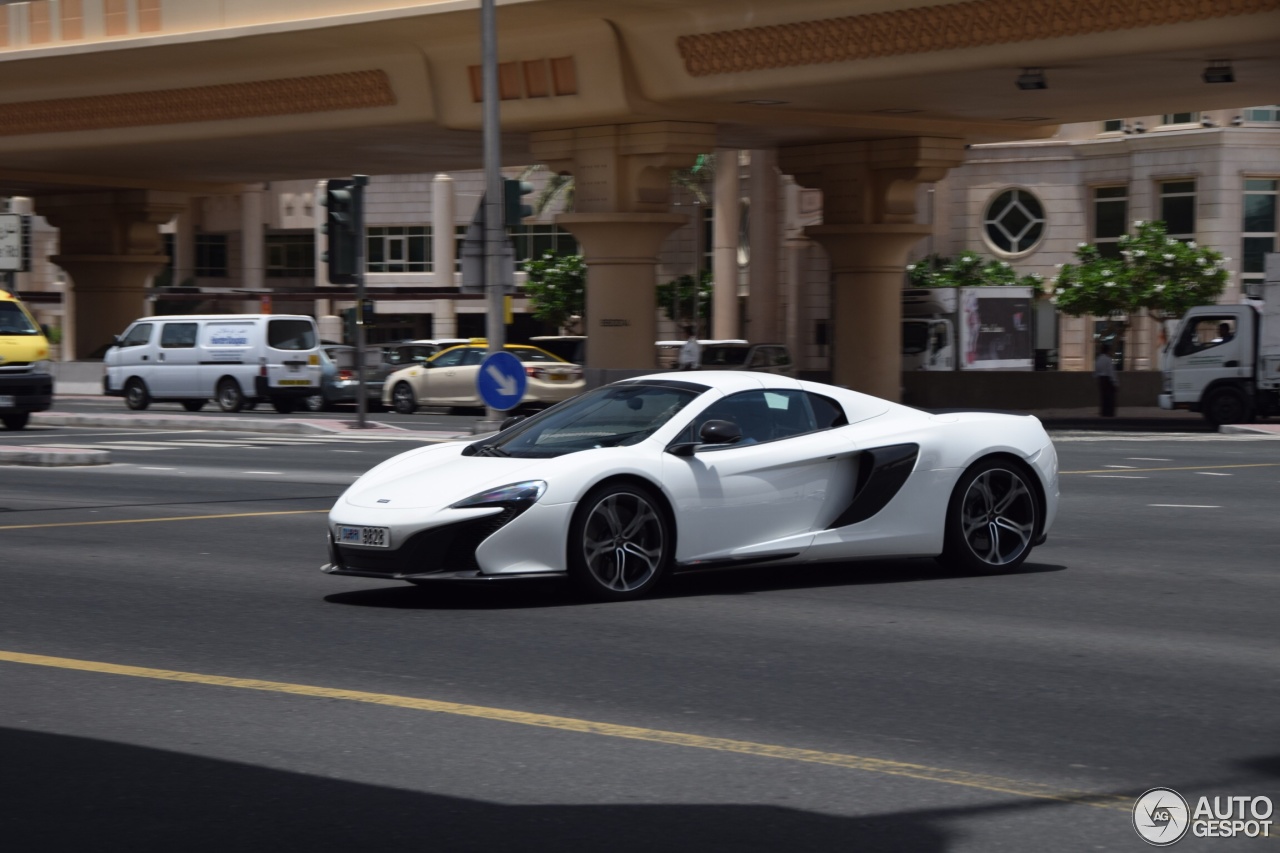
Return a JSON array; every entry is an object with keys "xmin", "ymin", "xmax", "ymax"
[{"xmin": 486, "ymin": 363, "xmax": 518, "ymax": 396}]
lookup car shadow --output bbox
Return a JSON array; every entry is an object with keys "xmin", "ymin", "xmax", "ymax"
[{"xmin": 324, "ymin": 559, "xmax": 1065, "ymax": 611}]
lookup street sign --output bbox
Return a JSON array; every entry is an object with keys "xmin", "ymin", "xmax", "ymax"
[
  {"xmin": 0, "ymin": 214, "xmax": 25, "ymax": 273},
  {"xmin": 476, "ymin": 350, "xmax": 527, "ymax": 411}
]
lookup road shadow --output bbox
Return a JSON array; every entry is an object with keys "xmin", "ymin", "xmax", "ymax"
[
  {"xmin": 2, "ymin": 727, "xmax": 952, "ymax": 853},
  {"xmin": 324, "ymin": 559, "xmax": 1066, "ymax": 611}
]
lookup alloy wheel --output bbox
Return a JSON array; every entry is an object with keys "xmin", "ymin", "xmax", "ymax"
[
  {"xmin": 581, "ymin": 492, "xmax": 666, "ymax": 593},
  {"xmin": 959, "ymin": 468, "xmax": 1036, "ymax": 567}
]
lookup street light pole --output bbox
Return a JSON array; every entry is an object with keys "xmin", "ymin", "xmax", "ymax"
[{"xmin": 480, "ymin": 0, "xmax": 505, "ymax": 431}]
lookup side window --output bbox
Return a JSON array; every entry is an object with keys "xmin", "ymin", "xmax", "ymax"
[
  {"xmin": 160, "ymin": 322, "xmax": 198, "ymax": 349},
  {"xmin": 119, "ymin": 323, "xmax": 153, "ymax": 347},
  {"xmin": 463, "ymin": 349, "xmax": 486, "ymax": 366},
  {"xmin": 807, "ymin": 393, "xmax": 849, "ymax": 429},
  {"xmin": 1174, "ymin": 317, "xmax": 1238, "ymax": 357},
  {"xmin": 694, "ymin": 390, "xmax": 817, "ymax": 446},
  {"xmin": 430, "ymin": 348, "xmax": 467, "ymax": 368}
]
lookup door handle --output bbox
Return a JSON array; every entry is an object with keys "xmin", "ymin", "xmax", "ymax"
[
  {"xmin": 1225, "ymin": 360, "xmax": 1239, "ymax": 367},
  {"xmin": 158, "ymin": 353, "xmax": 165, "ymax": 362},
  {"xmin": 141, "ymin": 355, "xmax": 149, "ymax": 361}
]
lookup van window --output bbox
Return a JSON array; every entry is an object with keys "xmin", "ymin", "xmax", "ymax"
[
  {"xmin": 267, "ymin": 319, "xmax": 316, "ymax": 351},
  {"xmin": 160, "ymin": 322, "xmax": 198, "ymax": 348},
  {"xmin": 0, "ymin": 301, "xmax": 40, "ymax": 336},
  {"xmin": 118, "ymin": 323, "xmax": 153, "ymax": 347}
]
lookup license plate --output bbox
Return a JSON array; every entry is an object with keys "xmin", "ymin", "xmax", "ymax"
[
  {"xmin": 337, "ymin": 525, "xmax": 389, "ymax": 548},
  {"xmin": 278, "ymin": 379, "xmax": 311, "ymax": 386},
  {"xmin": 0, "ymin": 395, "xmax": 13, "ymax": 407},
  {"xmin": 547, "ymin": 374, "xmax": 566, "ymax": 382}
]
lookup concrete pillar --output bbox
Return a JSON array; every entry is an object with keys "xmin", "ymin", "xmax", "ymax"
[
  {"xmin": 241, "ymin": 186, "xmax": 265, "ymax": 292},
  {"xmin": 748, "ymin": 149, "xmax": 781, "ymax": 343},
  {"xmin": 38, "ymin": 190, "xmax": 187, "ymax": 358},
  {"xmin": 780, "ymin": 138, "xmax": 964, "ymax": 400},
  {"xmin": 432, "ymin": 174, "xmax": 456, "ymax": 288},
  {"xmin": 172, "ymin": 202, "xmax": 195, "ymax": 287},
  {"xmin": 433, "ymin": 299, "xmax": 457, "ymax": 338},
  {"xmin": 712, "ymin": 147, "xmax": 739, "ymax": 340},
  {"xmin": 531, "ymin": 121, "xmax": 717, "ymax": 373}
]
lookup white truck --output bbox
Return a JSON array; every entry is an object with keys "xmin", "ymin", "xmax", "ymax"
[
  {"xmin": 1159, "ymin": 260, "xmax": 1280, "ymax": 426},
  {"xmin": 902, "ymin": 286, "xmax": 1034, "ymax": 371}
]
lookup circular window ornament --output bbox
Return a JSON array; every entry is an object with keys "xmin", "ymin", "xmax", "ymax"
[{"xmin": 983, "ymin": 188, "xmax": 1045, "ymax": 255}]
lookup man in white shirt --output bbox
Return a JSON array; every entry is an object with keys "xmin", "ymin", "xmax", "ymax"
[
  {"xmin": 677, "ymin": 327, "xmax": 701, "ymax": 371},
  {"xmin": 1094, "ymin": 342, "xmax": 1117, "ymax": 417}
]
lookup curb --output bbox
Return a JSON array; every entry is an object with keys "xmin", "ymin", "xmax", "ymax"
[
  {"xmin": 31, "ymin": 412, "xmax": 406, "ymax": 436},
  {"xmin": 0, "ymin": 445, "xmax": 111, "ymax": 467},
  {"xmin": 1220, "ymin": 423, "xmax": 1280, "ymax": 436}
]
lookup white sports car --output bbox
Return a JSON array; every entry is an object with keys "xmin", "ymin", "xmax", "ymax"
[{"xmin": 324, "ymin": 372, "xmax": 1059, "ymax": 600}]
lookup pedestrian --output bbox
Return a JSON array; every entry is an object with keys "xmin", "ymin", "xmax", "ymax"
[
  {"xmin": 1094, "ymin": 342, "xmax": 1117, "ymax": 417},
  {"xmin": 677, "ymin": 326, "xmax": 701, "ymax": 371}
]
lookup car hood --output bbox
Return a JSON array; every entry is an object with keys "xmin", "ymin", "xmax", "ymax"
[{"xmin": 342, "ymin": 442, "xmax": 547, "ymax": 510}]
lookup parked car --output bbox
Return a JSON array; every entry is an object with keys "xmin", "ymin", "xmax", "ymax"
[
  {"xmin": 305, "ymin": 344, "xmax": 391, "ymax": 412},
  {"xmin": 699, "ymin": 342, "xmax": 796, "ymax": 377},
  {"xmin": 383, "ymin": 339, "xmax": 471, "ymax": 369},
  {"xmin": 529, "ymin": 335, "xmax": 586, "ymax": 364},
  {"xmin": 654, "ymin": 339, "xmax": 746, "ymax": 369},
  {"xmin": 324, "ymin": 370, "xmax": 1059, "ymax": 601},
  {"xmin": 383, "ymin": 343, "xmax": 584, "ymax": 413}
]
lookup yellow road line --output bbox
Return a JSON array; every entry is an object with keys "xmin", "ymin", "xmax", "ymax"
[
  {"xmin": 0, "ymin": 509, "xmax": 327, "ymax": 531},
  {"xmin": 1061, "ymin": 462, "xmax": 1280, "ymax": 475},
  {"xmin": 0, "ymin": 648, "xmax": 1131, "ymax": 812}
]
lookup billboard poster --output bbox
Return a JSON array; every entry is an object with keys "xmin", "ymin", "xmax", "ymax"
[{"xmin": 960, "ymin": 287, "xmax": 1033, "ymax": 369}]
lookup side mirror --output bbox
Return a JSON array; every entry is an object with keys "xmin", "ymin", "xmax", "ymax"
[
  {"xmin": 500, "ymin": 414, "xmax": 526, "ymax": 431},
  {"xmin": 699, "ymin": 419, "xmax": 742, "ymax": 445}
]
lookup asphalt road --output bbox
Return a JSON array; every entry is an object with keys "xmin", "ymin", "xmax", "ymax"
[{"xmin": 1, "ymin": 424, "xmax": 1278, "ymax": 852}]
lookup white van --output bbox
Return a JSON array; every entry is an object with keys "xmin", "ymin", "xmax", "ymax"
[{"xmin": 104, "ymin": 314, "xmax": 322, "ymax": 413}]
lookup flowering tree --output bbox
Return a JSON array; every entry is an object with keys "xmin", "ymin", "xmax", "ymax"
[
  {"xmin": 1049, "ymin": 220, "xmax": 1229, "ymax": 366},
  {"xmin": 522, "ymin": 251, "xmax": 586, "ymax": 334},
  {"xmin": 907, "ymin": 250, "xmax": 1044, "ymax": 289},
  {"xmin": 656, "ymin": 270, "xmax": 713, "ymax": 334}
]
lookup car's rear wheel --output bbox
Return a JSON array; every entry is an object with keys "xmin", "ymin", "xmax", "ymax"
[
  {"xmin": 305, "ymin": 394, "xmax": 332, "ymax": 413},
  {"xmin": 271, "ymin": 397, "xmax": 296, "ymax": 414},
  {"xmin": 216, "ymin": 379, "xmax": 244, "ymax": 413},
  {"xmin": 393, "ymin": 382, "xmax": 417, "ymax": 415},
  {"xmin": 124, "ymin": 378, "xmax": 150, "ymax": 411},
  {"xmin": 939, "ymin": 458, "xmax": 1038, "ymax": 574},
  {"xmin": 181, "ymin": 400, "xmax": 206, "ymax": 412},
  {"xmin": 568, "ymin": 483, "xmax": 671, "ymax": 601},
  {"xmin": 2, "ymin": 413, "xmax": 30, "ymax": 430}
]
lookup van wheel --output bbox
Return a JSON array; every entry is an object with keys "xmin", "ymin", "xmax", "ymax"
[
  {"xmin": 124, "ymin": 379, "xmax": 150, "ymax": 411},
  {"xmin": 305, "ymin": 394, "xmax": 332, "ymax": 413},
  {"xmin": 393, "ymin": 382, "xmax": 417, "ymax": 415},
  {"xmin": 181, "ymin": 400, "xmax": 206, "ymax": 412},
  {"xmin": 216, "ymin": 379, "xmax": 245, "ymax": 413},
  {"xmin": 1203, "ymin": 387, "xmax": 1253, "ymax": 428},
  {"xmin": 272, "ymin": 397, "xmax": 297, "ymax": 414},
  {"xmin": 2, "ymin": 413, "xmax": 30, "ymax": 430}
]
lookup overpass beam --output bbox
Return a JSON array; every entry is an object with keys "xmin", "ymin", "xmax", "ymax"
[
  {"xmin": 39, "ymin": 191, "xmax": 188, "ymax": 359},
  {"xmin": 780, "ymin": 138, "xmax": 964, "ymax": 401},
  {"xmin": 531, "ymin": 122, "xmax": 716, "ymax": 374}
]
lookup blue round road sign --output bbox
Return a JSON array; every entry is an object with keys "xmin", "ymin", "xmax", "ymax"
[{"xmin": 476, "ymin": 350, "xmax": 527, "ymax": 411}]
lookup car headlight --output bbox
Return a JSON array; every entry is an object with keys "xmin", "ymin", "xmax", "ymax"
[{"xmin": 451, "ymin": 480, "xmax": 547, "ymax": 509}]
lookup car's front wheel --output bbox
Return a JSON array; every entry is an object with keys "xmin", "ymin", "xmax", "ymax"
[
  {"xmin": 568, "ymin": 483, "xmax": 672, "ymax": 601},
  {"xmin": 124, "ymin": 378, "xmax": 150, "ymax": 411},
  {"xmin": 1, "ymin": 413, "xmax": 30, "ymax": 430},
  {"xmin": 392, "ymin": 382, "xmax": 417, "ymax": 415},
  {"xmin": 939, "ymin": 458, "xmax": 1039, "ymax": 574}
]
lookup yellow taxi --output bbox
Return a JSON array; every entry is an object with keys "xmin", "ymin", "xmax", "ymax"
[{"xmin": 0, "ymin": 288, "xmax": 53, "ymax": 430}]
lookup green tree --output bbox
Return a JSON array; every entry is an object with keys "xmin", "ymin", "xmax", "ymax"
[
  {"xmin": 1049, "ymin": 220, "xmax": 1229, "ymax": 367},
  {"xmin": 656, "ymin": 270, "xmax": 713, "ymax": 334},
  {"xmin": 522, "ymin": 251, "xmax": 586, "ymax": 333},
  {"xmin": 907, "ymin": 250, "xmax": 1044, "ymax": 289}
]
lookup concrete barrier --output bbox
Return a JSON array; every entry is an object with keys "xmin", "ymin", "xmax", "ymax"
[
  {"xmin": 51, "ymin": 361, "xmax": 106, "ymax": 395},
  {"xmin": 901, "ymin": 370, "xmax": 1162, "ymax": 410}
]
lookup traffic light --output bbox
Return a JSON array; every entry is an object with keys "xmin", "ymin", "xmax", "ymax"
[
  {"xmin": 323, "ymin": 178, "xmax": 360, "ymax": 284},
  {"xmin": 503, "ymin": 178, "xmax": 533, "ymax": 229}
]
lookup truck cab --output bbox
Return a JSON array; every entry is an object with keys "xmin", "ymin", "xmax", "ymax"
[{"xmin": 0, "ymin": 288, "xmax": 54, "ymax": 430}]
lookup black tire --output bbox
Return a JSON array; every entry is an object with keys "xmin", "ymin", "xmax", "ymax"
[
  {"xmin": 216, "ymin": 379, "xmax": 245, "ymax": 413},
  {"xmin": 568, "ymin": 482, "xmax": 672, "ymax": 601},
  {"xmin": 181, "ymin": 400, "xmax": 206, "ymax": 412},
  {"xmin": 124, "ymin": 378, "xmax": 150, "ymax": 411},
  {"xmin": 242, "ymin": 398, "xmax": 258, "ymax": 412},
  {"xmin": 305, "ymin": 394, "xmax": 332, "ymax": 413},
  {"xmin": 1202, "ymin": 387, "xmax": 1253, "ymax": 428},
  {"xmin": 2, "ymin": 412, "xmax": 30, "ymax": 430},
  {"xmin": 272, "ymin": 397, "xmax": 297, "ymax": 414},
  {"xmin": 938, "ymin": 458, "xmax": 1039, "ymax": 574},
  {"xmin": 392, "ymin": 382, "xmax": 417, "ymax": 415}
]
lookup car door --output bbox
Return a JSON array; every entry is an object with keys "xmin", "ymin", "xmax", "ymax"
[
  {"xmin": 150, "ymin": 321, "xmax": 201, "ymax": 397},
  {"xmin": 415, "ymin": 346, "xmax": 469, "ymax": 405},
  {"xmin": 660, "ymin": 389, "xmax": 858, "ymax": 563},
  {"xmin": 108, "ymin": 321, "xmax": 156, "ymax": 390}
]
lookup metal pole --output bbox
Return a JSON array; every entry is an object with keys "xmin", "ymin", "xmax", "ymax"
[
  {"xmin": 480, "ymin": 0, "xmax": 505, "ymax": 429},
  {"xmin": 691, "ymin": 201, "xmax": 701, "ymax": 336},
  {"xmin": 353, "ymin": 174, "xmax": 369, "ymax": 429}
]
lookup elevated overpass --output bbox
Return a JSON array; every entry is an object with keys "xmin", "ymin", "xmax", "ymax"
[{"xmin": 3, "ymin": 0, "xmax": 1278, "ymax": 398}]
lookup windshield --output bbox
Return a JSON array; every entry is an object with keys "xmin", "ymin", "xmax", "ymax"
[
  {"xmin": 700, "ymin": 346, "xmax": 750, "ymax": 366},
  {"xmin": 473, "ymin": 383, "xmax": 702, "ymax": 459},
  {"xmin": 902, "ymin": 322, "xmax": 929, "ymax": 355},
  {"xmin": 0, "ymin": 301, "xmax": 40, "ymax": 336}
]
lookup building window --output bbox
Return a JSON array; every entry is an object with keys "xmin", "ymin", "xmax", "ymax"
[
  {"xmin": 983, "ymin": 189, "xmax": 1045, "ymax": 254},
  {"xmin": 1242, "ymin": 106, "xmax": 1280, "ymax": 123},
  {"xmin": 1102, "ymin": 119, "xmax": 1124, "ymax": 133},
  {"xmin": 509, "ymin": 224, "xmax": 579, "ymax": 263},
  {"xmin": 1242, "ymin": 179, "xmax": 1277, "ymax": 298},
  {"xmin": 1159, "ymin": 181, "xmax": 1196, "ymax": 240},
  {"xmin": 367, "ymin": 226, "xmax": 430, "ymax": 273},
  {"xmin": 1093, "ymin": 186, "xmax": 1128, "ymax": 259},
  {"xmin": 265, "ymin": 232, "xmax": 315, "ymax": 279},
  {"xmin": 1161, "ymin": 112, "xmax": 1200, "ymax": 125},
  {"xmin": 195, "ymin": 234, "xmax": 228, "ymax": 278}
]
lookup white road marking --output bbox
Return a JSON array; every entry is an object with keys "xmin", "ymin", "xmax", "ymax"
[
  {"xmin": 1089, "ymin": 475, "xmax": 1147, "ymax": 479},
  {"xmin": 241, "ymin": 471, "xmax": 284, "ymax": 475},
  {"xmin": 1196, "ymin": 472, "xmax": 1231, "ymax": 476},
  {"xmin": 1103, "ymin": 465, "xmax": 1138, "ymax": 469},
  {"xmin": 140, "ymin": 467, "xmax": 176, "ymax": 471},
  {"xmin": 1127, "ymin": 457, "xmax": 1173, "ymax": 461},
  {"xmin": 331, "ymin": 450, "xmax": 362, "ymax": 453},
  {"xmin": 1149, "ymin": 504, "xmax": 1221, "ymax": 508}
]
